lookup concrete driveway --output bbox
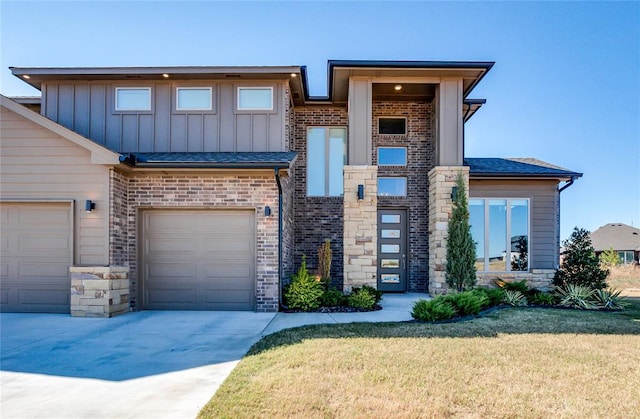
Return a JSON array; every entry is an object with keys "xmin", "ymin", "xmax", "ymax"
[{"xmin": 0, "ymin": 310, "xmax": 275, "ymax": 419}]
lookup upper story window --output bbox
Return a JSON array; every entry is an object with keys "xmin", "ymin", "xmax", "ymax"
[
  {"xmin": 378, "ymin": 117, "xmax": 406, "ymax": 135},
  {"xmin": 237, "ymin": 87, "xmax": 273, "ymax": 111},
  {"xmin": 115, "ymin": 87, "xmax": 151, "ymax": 111},
  {"xmin": 307, "ymin": 127, "xmax": 347, "ymax": 197},
  {"xmin": 470, "ymin": 198, "xmax": 530, "ymax": 272},
  {"xmin": 378, "ymin": 147, "xmax": 407, "ymax": 166},
  {"xmin": 176, "ymin": 87, "xmax": 212, "ymax": 111}
]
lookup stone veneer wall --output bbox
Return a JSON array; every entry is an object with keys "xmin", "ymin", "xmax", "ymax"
[
  {"xmin": 70, "ymin": 266, "xmax": 129, "ymax": 317},
  {"xmin": 373, "ymin": 101, "xmax": 434, "ymax": 292},
  {"xmin": 292, "ymin": 106, "xmax": 348, "ymax": 288},
  {"xmin": 343, "ymin": 166, "xmax": 378, "ymax": 292},
  {"xmin": 477, "ymin": 270, "xmax": 556, "ymax": 291},
  {"xmin": 428, "ymin": 166, "xmax": 469, "ymax": 294}
]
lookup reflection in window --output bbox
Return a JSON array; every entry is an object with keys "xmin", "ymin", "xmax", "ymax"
[
  {"xmin": 469, "ymin": 199, "xmax": 485, "ymax": 271},
  {"xmin": 510, "ymin": 200, "xmax": 529, "ymax": 271},
  {"xmin": 378, "ymin": 177, "xmax": 407, "ymax": 197},
  {"xmin": 378, "ymin": 147, "xmax": 407, "ymax": 166},
  {"xmin": 381, "ymin": 274, "xmax": 400, "ymax": 284},
  {"xmin": 489, "ymin": 200, "xmax": 507, "ymax": 271},
  {"xmin": 381, "ymin": 214, "xmax": 400, "ymax": 223},
  {"xmin": 381, "ymin": 244, "xmax": 400, "ymax": 253},
  {"xmin": 381, "ymin": 259, "xmax": 400, "ymax": 268},
  {"xmin": 306, "ymin": 127, "xmax": 347, "ymax": 196},
  {"xmin": 381, "ymin": 229, "xmax": 400, "ymax": 238}
]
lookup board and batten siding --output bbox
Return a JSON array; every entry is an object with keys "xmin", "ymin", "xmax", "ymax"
[
  {"xmin": 41, "ymin": 81, "xmax": 288, "ymax": 153},
  {"xmin": 0, "ymin": 107, "xmax": 110, "ymax": 266},
  {"xmin": 469, "ymin": 179, "xmax": 560, "ymax": 270}
]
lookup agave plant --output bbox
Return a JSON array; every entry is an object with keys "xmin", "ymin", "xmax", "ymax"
[
  {"xmin": 554, "ymin": 284, "xmax": 597, "ymax": 310},
  {"xmin": 503, "ymin": 290, "xmax": 527, "ymax": 306},
  {"xmin": 591, "ymin": 288, "xmax": 628, "ymax": 310}
]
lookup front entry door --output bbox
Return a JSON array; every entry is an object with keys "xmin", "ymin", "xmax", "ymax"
[{"xmin": 377, "ymin": 209, "xmax": 408, "ymax": 292}]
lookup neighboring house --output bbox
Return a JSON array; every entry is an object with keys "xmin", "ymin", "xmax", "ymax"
[
  {"xmin": 591, "ymin": 223, "xmax": 640, "ymax": 264},
  {"xmin": 0, "ymin": 60, "xmax": 582, "ymax": 316}
]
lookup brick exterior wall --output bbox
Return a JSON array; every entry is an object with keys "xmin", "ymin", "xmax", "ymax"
[
  {"xmin": 109, "ymin": 169, "xmax": 128, "ymax": 266},
  {"xmin": 373, "ymin": 101, "xmax": 435, "ymax": 292},
  {"xmin": 292, "ymin": 106, "xmax": 348, "ymax": 288}
]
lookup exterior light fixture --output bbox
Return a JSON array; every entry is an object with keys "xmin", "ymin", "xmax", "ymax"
[
  {"xmin": 394, "ymin": 84, "xmax": 402, "ymax": 91},
  {"xmin": 290, "ymin": 73, "xmax": 297, "ymax": 77},
  {"xmin": 357, "ymin": 184, "xmax": 365, "ymax": 200},
  {"xmin": 85, "ymin": 200, "xmax": 96, "ymax": 213},
  {"xmin": 22, "ymin": 75, "xmax": 30, "ymax": 80},
  {"xmin": 162, "ymin": 73, "xmax": 169, "ymax": 78},
  {"xmin": 451, "ymin": 186, "xmax": 459, "ymax": 201},
  {"xmin": 264, "ymin": 206, "xmax": 272, "ymax": 217}
]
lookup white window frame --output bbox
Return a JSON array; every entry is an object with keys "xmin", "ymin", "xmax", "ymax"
[
  {"xmin": 306, "ymin": 126, "xmax": 347, "ymax": 197},
  {"xmin": 115, "ymin": 87, "xmax": 151, "ymax": 111},
  {"xmin": 377, "ymin": 177, "xmax": 408, "ymax": 197},
  {"xmin": 176, "ymin": 87, "xmax": 213, "ymax": 111},
  {"xmin": 470, "ymin": 198, "xmax": 531, "ymax": 272},
  {"xmin": 378, "ymin": 147, "xmax": 408, "ymax": 166},
  {"xmin": 237, "ymin": 87, "xmax": 274, "ymax": 111},
  {"xmin": 378, "ymin": 116, "xmax": 407, "ymax": 135}
]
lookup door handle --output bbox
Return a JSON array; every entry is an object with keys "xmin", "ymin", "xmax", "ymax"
[{"xmin": 402, "ymin": 254, "xmax": 406, "ymax": 270}]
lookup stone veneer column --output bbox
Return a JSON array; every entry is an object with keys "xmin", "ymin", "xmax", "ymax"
[
  {"xmin": 70, "ymin": 266, "xmax": 130, "ymax": 317},
  {"xmin": 428, "ymin": 166, "xmax": 469, "ymax": 294},
  {"xmin": 343, "ymin": 165, "xmax": 378, "ymax": 293}
]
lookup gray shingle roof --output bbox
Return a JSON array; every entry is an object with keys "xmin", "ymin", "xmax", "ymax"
[
  {"xmin": 465, "ymin": 157, "xmax": 582, "ymax": 178},
  {"xmin": 121, "ymin": 152, "xmax": 298, "ymax": 169},
  {"xmin": 590, "ymin": 223, "xmax": 640, "ymax": 252}
]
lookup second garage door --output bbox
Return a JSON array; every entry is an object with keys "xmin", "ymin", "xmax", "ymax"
[{"xmin": 142, "ymin": 210, "xmax": 256, "ymax": 311}]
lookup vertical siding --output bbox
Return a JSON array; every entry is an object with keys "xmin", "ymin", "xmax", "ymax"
[
  {"xmin": 469, "ymin": 179, "xmax": 560, "ymax": 269},
  {"xmin": 0, "ymin": 107, "xmax": 110, "ymax": 265},
  {"xmin": 42, "ymin": 80, "xmax": 286, "ymax": 153}
]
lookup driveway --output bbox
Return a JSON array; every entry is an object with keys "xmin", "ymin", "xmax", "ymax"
[{"xmin": 1, "ymin": 311, "xmax": 275, "ymax": 419}]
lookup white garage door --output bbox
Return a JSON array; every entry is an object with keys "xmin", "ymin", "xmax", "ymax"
[
  {"xmin": 0, "ymin": 202, "xmax": 72, "ymax": 313},
  {"xmin": 142, "ymin": 210, "xmax": 256, "ymax": 311}
]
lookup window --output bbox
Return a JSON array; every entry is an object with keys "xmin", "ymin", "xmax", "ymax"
[
  {"xmin": 617, "ymin": 251, "xmax": 635, "ymax": 264},
  {"xmin": 176, "ymin": 87, "xmax": 212, "ymax": 111},
  {"xmin": 306, "ymin": 127, "xmax": 347, "ymax": 196},
  {"xmin": 377, "ymin": 177, "xmax": 407, "ymax": 197},
  {"xmin": 378, "ymin": 117, "xmax": 406, "ymax": 135},
  {"xmin": 237, "ymin": 87, "xmax": 273, "ymax": 110},
  {"xmin": 378, "ymin": 147, "xmax": 407, "ymax": 166},
  {"xmin": 115, "ymin": 88, "xmax": 151, "ymax": 111},
  {"xmin": 469, "ymin": 198, "xmax": 530, "ymax": 272}
]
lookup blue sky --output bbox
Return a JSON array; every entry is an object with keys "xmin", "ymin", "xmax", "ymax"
[{"xmin": 1, "ymin": 1, "xmax": 638, "ymax": 240}]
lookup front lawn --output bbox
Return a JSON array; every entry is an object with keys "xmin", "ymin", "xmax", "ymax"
[{"xmin": 199, "ymin": 299, "xmax": 640, "ymax": 418}]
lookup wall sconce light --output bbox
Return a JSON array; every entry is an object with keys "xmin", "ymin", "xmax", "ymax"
[
  {"xmin": 264, "ymin": 206, "xmax": 272, "ymax": 217},
  {"xmin": 85, "ymin": 200, "xmax": 96, "ymax": 213},
  {"xmin": 451, "ymin": 186, "xmax": 459, "ymax": 201},
  {"xmin": 357, "ymin": 184, "xmax": 365, "ymax": 200}
]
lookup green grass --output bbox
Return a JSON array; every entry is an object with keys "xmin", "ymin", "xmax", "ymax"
[{"xmin": 200, "ymin": 299, "xmax": 640, "ymax": 418}]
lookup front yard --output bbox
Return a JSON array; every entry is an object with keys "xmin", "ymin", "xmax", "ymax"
[{"xmin": 200, "ymin": 299, "xmax": 640, "ymax": 418}]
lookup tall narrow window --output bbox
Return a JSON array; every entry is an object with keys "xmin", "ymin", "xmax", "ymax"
[{"xmin": 306, "ymin": 127, "xmax": 347, "ymax": 196}]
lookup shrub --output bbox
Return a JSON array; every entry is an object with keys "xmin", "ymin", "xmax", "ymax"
[
  {"xmin": 321, "ymin": 288, "xmax": 346, "ymax": 307},
  {"xmin": 554, "ymin": 284, "xmax": 597, "ymax": 310},
  {"xmin": 411, "ymin": 298, "xmax": 457, "ymax": 321},
  {"xmin": 475, "ymin": 287, "xmax": 506, "ymax": 307},
  {"xmin": 592, "ymin": 288, "xmax": 627, "ymax": 310},
  {"xmin": 360, "ymin": 284, "xmax": 383, "ymax": 304},
  {"xmin": 503, "ymin": 290, "xmax": 527, "ymax": 306},
  {"xmin": 599, "ymin": 246, "xmax": 621, "ymax": 268},
  {"xmin": 285, "ymin": 256, "xmax": 324, "ymax": 311},
  {"xmin": 443, "ymin": 291, "xmax": 488, "ymax": 316},
  {"xmin": 553, "ymin": 227, "xmax": 608, "ymax": 290},
  {"xmin": 348, "ymin": 287, "xmax": 377, "ymax": 310},
  {"xmin": 495, "ymin": 278, "xmax": 529, "ymax": 294},
  {"xmin": 528, "ymin": 292, "xmax": 556, "ymax": 306}
]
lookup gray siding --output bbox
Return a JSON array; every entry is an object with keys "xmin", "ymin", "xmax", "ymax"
[
  {"xmin": 41, "ymin": 81, "xmax": 287, "ymax": 153},
  {"xmin": 469, "ymin": 179, "xmax": 560, "ymax": 270}
]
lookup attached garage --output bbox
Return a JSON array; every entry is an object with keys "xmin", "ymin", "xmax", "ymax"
[
  {"xmin": 142, "ymin": 209, "xmax": 256, "ymax": 311},
  {"xmin": 0, "ymin": 202, "xmax": 73, "ymax": 313}
]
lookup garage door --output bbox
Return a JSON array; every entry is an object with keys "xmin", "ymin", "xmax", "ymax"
[
  {"xmin": 142, "ymin": 210, "xmax": 256, "ymax": 310},
  {"xmin": 0, "ymin": 202, "xmax": 72, "ymax": 313}
]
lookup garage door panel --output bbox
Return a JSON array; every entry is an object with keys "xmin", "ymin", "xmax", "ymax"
[
  {"xmin": 147, "ymin": 263, "xmax": 197, "ymax": 280},
  {"xmin": 146, "ymin": 238, "xmax": 197, "ymax": 254},
  {"xmin": 204, "ymin": 264, "xmax": 253, "ymax": 279},
  {"xmin": 19, "ymin": 262, "xmax": 70, "ymax": 279},
  {"xmin": 19, "ymin": 235, "xmax": 71, "ymax": 254},
  {"xmin": 204, "ymin": 238, "xmax": 252, "ymax": 253},
  {"xmin": 148, "ymin": 289, "xmax": 197, "ymax": 305},
  {"xmin": 18, "ymin": 207, "xmax": 70, "ymax": 226},
  {"xmin": 203, "ymin": 290, "xmax": 253, "ymax": 304},
  {"xmin": 146, "ymin": 212, "xmax": 195, "ymax": 230}
]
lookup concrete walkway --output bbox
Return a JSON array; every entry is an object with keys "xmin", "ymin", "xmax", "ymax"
[{"xmin": 1, "ymin": 293, "xmax": 428, "ymax": 419}]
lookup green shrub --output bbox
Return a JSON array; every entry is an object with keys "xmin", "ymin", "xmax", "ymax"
[
  {"xmin": 475, "ymin": 287, "xmax": 505, "ymax": 307},
  {"xmin": 360, "ymin": 284, "xmax": 383, "ymax": 304},
  {"xmin": 528, "ymin": 292, "xmax": 556, "ymax": 306},
  {"xmin": 321, "ymin": 288, "xmax": 346, "ymax": 307},
  {"xmin": 503, "ymin": 290, "xmax": 527, "ymax": 306},
  {"xmin": 554, "ymin": 284, "xmax": 597, "ymax": 310},
  {"xmin": 411, "ymin": 298, "xmax": 457, "ymax": 321},
  {"xmin": 443, "ymin": 291, "xmax": 488, "ymax": 316},
  {"xmin": 285, "ymin": 256, "xmax": 324, "ymax": 311},
  {"xmin": 592, "ymin": 288, "xmax": 627, "ymax": 310},
  {"xmin": 348, "ymin": 287, "xmax": 377, "ymax": 310},
  {"xmin": 553, "ymin": 227, "xmax": 608, "ymax": 290},
  {"xmin": 495, "ymin": 278, "xmax": 529, "ymax": 294}
]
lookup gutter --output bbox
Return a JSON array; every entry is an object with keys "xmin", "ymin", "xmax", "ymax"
[{"xmin": 558, "ymin": 176, "xmax": 578, "ymax": 193}]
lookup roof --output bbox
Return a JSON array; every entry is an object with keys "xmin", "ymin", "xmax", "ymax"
[
  {"xmin": 590, "ymin": 223, "xmax": 640, "ymax": 252},
  {"xmin": 120, "ymin": 152, "xmax": 298, "ymax": 169},
  {"xmin": 465, "ymin": 157, "xmax": 583, "ymax": 180},
  {"xmin": 0, "ymin": 94, "xmax": 120, "ymax": 165}
]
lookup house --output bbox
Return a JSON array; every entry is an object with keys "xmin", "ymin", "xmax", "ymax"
[
  {"xmin": 591, "ymin": 223, "xmax": 640, "ymax": 264},
  {"xmin": 0, "ymin": 60, "xmax": 582, "ymax": 316}
]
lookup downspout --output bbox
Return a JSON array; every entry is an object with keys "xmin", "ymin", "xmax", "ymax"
[
  {"xmin": 556, "ymin": 176, "xmax": 577, "ymax": 268},
  {"xmin": 558, "ymin": 176, "xmax": 576, "ymax": 193},
  {"xmin": 274, "ymin": 167, "xmax": 287, "ymax": 310}
]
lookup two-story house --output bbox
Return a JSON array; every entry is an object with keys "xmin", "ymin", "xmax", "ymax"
[{"xmin": 0, "ymin": 60, "xmax": 582, "ymax": 316}]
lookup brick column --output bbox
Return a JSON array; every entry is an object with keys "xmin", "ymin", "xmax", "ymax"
[
  {"xmin": 70, "ymin": 266, "xmax": 130, "ymax": 317},
  {"xmin": 428, "ymin": 166, "xmax": 469, "ymax": 294},
  {"xmin": 343, "ymin": 165, "xmax": 378, "ymax": 293}
]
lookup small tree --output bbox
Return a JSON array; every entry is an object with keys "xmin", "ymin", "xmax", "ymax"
[
  {"xmin": 445, "ymin": 173, "xmax": 477, "ymax": 291},
  {"xmin": 317, "ymin": 239, "xmax": 332, "ymax": 288},
  {"xmin": 599, "ymin": 246, "xmax": 621, "ymax": 268},
  {"xmin": 553, "ymin": 227, "xmax": 609, "ymax": 290}
]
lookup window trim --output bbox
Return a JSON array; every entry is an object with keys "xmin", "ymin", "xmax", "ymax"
[
  {"xmin": 306, "ymin": 126, "xmax": 348, "ymax": 197},
  {"xmin": 115, "ymin": 87, "xmax": 152, "ymax": 112},
  {"xmin": 175, "ymin": 87, "xmax": 213, "ymax": 111},
  {"xmin": 378, "ymin": 116, "xmax": 407, "ymax": 135},
  {"xmin": 378, "ymin": 147, "xmax": 408, "ymax": 166},
  {"xmin": 470, "ymin": 197, "xmax": 531, "ymax": 273},
  {"xmin": 236, "ymin": 86, "xmax": 274, "ymax": 111},
  {"xmin": 377, "ymin": 177, "xmax": 408, "ymax": 197}
]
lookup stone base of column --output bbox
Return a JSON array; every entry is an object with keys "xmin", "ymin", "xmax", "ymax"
[{"xmin": 70, "ymin": 266, "xmax": 130, "ymax": 318}]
